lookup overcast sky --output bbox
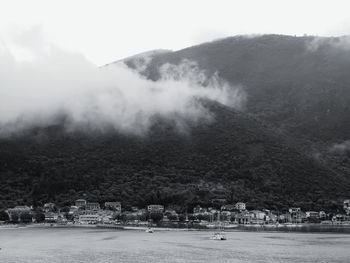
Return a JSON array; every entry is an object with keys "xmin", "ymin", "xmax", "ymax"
[{"xmin": 0, "ymin": 0, "xmax": 350, "ymax": 65}]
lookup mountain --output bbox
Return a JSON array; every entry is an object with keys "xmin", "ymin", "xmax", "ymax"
[
  {"xmin": 127, "ymin": 35, "xmax": 350, "ymax": 141},
  {"xmin": 124, "ymin": 34, "xmax": 350, "ymax": 186},
  {"xmin": 1, "ymin": 35, "xmax": 350, "ymax": 212}
]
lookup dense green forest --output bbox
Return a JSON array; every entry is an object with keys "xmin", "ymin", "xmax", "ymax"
[{"xmin": 1, "ymin": 35, "xmax": 350, "ymax": 212}]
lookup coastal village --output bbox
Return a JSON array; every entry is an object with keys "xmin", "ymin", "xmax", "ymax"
[{"xmin": 1, "ymin": 199, "xmax": 350, "ymax": 228}]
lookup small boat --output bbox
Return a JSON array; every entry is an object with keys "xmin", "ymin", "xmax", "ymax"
[
  {"xmin": 211, "ymin": 232, "xmax": 227, "ymax": 240},
  {"xmin": 145, "ymin": 228, "xmax": 154, "ymax": 233},
  {"xmin": 210, "ymin": 212, "xmax": 227, "ymax": 240}
]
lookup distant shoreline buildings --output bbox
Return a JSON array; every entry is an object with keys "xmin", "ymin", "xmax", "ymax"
[{"xmin": 1, "ymin": 199, "xmax": 350, "ymax": 227}]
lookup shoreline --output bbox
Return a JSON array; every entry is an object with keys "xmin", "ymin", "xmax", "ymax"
[{"xmin": 2, "ymin": 223, "xmax": 350, "ymax": 234}]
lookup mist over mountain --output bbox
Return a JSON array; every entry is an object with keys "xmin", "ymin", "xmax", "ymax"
[
  {"xmin": 1, "ymin": 34, "xmax": 350, "ymax": 212},
  {"xmin": 130, "ymin": 35, "xmax": 350, "ymax": 141}
]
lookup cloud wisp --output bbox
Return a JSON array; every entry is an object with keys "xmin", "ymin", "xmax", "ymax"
[{"xmin": 0, "ymin": 31, "xmax": 245, "ymax": 136}]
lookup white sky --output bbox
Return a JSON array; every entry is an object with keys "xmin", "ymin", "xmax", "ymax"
[{"xmin": 0, "ymin": 0, "xmax": 350, "ymax": 65}]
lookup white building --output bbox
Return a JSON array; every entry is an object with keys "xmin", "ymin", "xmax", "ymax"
[
  {"xmin": 86, "ymin": 202, "xmax": 100, "ymax": 211},
  {"xmin": 45, "ymin": 212, "xmax": 59, "ymax": 222},
  {"xmin": 306, "ymin": 211, "xmax": 319, "ymax": 219},
  {"xmin": 147, "ymin": 205, "xmax": 164, "ymax": 213},
  {"xmin": 235, "ymin": 202, "xmax": 246, "ymax": 211},
  {"xmin": 79, "ymin": 214, "xmax": 100, "ymax": 224},
  {"xmin": 288, "ymin": 207, "xmax": 301, "ymax": 214}
]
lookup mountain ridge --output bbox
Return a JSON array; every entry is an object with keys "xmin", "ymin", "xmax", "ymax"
[{"xmin": 1, "ymin": 34, "xmax": 350, "ymax": 212}]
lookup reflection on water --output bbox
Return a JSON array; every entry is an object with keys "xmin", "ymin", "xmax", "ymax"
[{"xmin": 0, "ymin": 228, "xmax": 350, "ymax": 263}]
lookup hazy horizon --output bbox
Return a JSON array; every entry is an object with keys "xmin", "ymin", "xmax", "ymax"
[{"xmin": 1, "ymin": 0, "xmax": 350, "ymax": 65}]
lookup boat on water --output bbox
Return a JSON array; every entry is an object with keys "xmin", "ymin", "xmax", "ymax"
[
  {"xmin": 145, "ymin": 228, "xmax": 154, "ymax": 233},
  {"xmin": 210, "ymin": 212, "xmax": 227, "ymax": 240},
  {"xmin": 211, "ymin": 232, "xmax": 227, "ymax": 240}
]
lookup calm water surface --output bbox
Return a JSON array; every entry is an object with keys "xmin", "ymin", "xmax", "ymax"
[{"xmin": 0, "ymin": 227, "xmax": 349, "ymax": 263}]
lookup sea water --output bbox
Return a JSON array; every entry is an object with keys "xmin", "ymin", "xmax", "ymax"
[{"xmin": 0, "ymin": 227, "xmax": 349, "ymax": 263}]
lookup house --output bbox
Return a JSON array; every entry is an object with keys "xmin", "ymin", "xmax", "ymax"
[
  {"xmin": 86, "ymin": 202, "xmax": 100, "ymax": 211},
  {"xmin": 306, "ymin": 211, "xmax": 319, "ymax": 219},
  {"xmin": 332, "ymin": 214, "xmax": 350, "ymax": 222},
  {"xmin": 101, "ymin": 215, "xmax": 114, "ymax": 224},
  {"xmin": 75, "ymin": 199, "xmax": 87, "ymax": 208},
  {"xmin": 147, "ymin": 205, "xmax": 164, "ymax": 213},
  {"xmin": 45, "ymin": 212, "xmax": 59, "ymax": 222},
  {"xmin": 288, "ymin": 207, "xmax": 303, "ymax": 223},
  {"xmin": 265, "ymin": 211, "xmax": 278, "ymax": 223},
  {"xmin": 306, "ymin": 211, "xmax": 320, "ymax": 222},
  {"xmin": 279, "ymin": 213, "xmax": 292, "ymax": 223},
  {"xmin": 69, "ymin": 206, "xmax": 79, "ymax": 214},
  {"xmin": 319, "ymin": 211, "xmax": 327, "ymax": 219},
  {"xmin": 79, "ymin": 214, "xmax": 100, "ymax": 224},
  {"xmin": 235, "ymin": 202, "xmax": 246, "ymax": 211},
  {"xmin": 249, "ymin": 210, "xmax": 266, "ymax": 224},
  {"xmin": 104, "ymin": 202, "xmax": 121, "ymax": 212},
  {"xmin": 235, "ymin": 211, "xmax": 250, "ymax": 224},
  {"xmin": 344, "ymin": 200, "xmax": 350, "ymax": 215}
]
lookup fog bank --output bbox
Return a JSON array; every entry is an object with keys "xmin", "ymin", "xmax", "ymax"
[{"xmin": 0, "ymin": 34, "xmax": 245, "ymax": 136}]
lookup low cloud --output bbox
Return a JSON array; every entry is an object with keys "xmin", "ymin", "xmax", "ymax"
[
  {"xmin": 329, "ymin": 140, "xmax": 350, "ymax": 154},
  {"xmin": 0, "ymin": 30, "xmax": 245, "ymax": 136},
  {"xmin": 307, "ymin": 36, "xmax": 350, "ymax": 52}
]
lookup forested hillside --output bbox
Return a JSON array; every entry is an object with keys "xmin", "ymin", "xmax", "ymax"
[{"xmin": 1, "ymin": 35, "xmax": 350, "ymax": 212}]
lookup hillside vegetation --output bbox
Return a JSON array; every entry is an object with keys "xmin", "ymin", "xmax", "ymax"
[{"xmin": 1, "ymin": 35, "xmax": 350, "ymax": 212}]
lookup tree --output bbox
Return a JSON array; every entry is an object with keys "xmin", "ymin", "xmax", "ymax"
[
  {"xmin": 178, "ymin": 214, "xmax": 186, "ymax": 222},
  {"xmin": 11, "ymin": 213, "xmax": 19, "ymax": 223},
  {"xmin": 0, "ymin": 210, "xmax": 9, "ymax": 222},
  {"xmin": 34, "ymin": 212, "xmax": 45, "ymax": 223},
  {"xmin": 197, "ymin": 214, "xmax": 211, "ymax": 222},
  {"xmin": 20, "ymin": 212, "xmax": 33, "ymax": 223},
  {"xmin": 138, "ymin": 213, "xmax": 149, "ymax": 222},
  {"xmin": 167, "ymin": 214, "xmax": 178, "ymax": 222},
  {"xmin": 149, "ymin": 212, "xmax": 163, "ymax": 223}
]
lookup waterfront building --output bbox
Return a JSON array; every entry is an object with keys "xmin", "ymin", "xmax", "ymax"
[
  {"xmin": 319, "ymin": 211, "xmax": 327, "ymax": 219},
  {"xmin": 85, "ymin": 202, "xmax": 100, "ymax": 211},
  {"xmin": 279, "ymin": 213, "xmax": 292, "ymax": 223},
  {"xmin": 75, "ymin": 199, "xmax": 87, "ymax": 208},
  {"xmin": 44, "ymin": 212, "xmax": 59, "ymax": 222},
  {"xmin": 306, "ymin": 211, "xmax": 320, "ymax": 223},
  {"xmin": 147, "ymin": 205, "xmax": 164, "ymax": 213},
  {"xmin": 69, "ymin": 206, "xmax": 79, "ymax": 214},
  {"xmin": 104, "ymin": 202, "xmax": 121, "ymax": 212},
  {"xmin": 289, "ymin": 207, "xmax": 303, "ymax": 223},
  {"xmin": 79, "ymin": 214, "xmax": 100, "ymax": 224},
  {"xmin": 249, "ymin": 210, "xmax": 266, "ymax": 224},
  {"xmin": 306, "ymin": 211, "xmax": 319, "ymax": 219},
  {"xmin": 236, "ymin": 211, "xmax": 250, "ymax": 224}
]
